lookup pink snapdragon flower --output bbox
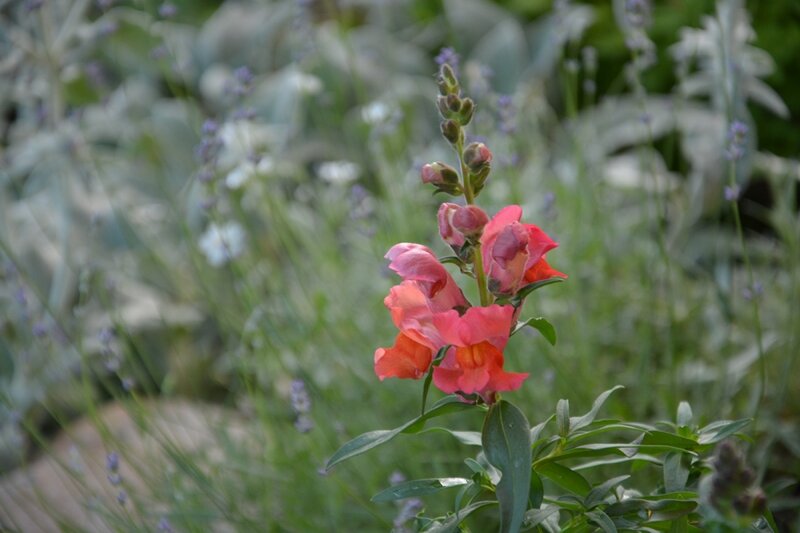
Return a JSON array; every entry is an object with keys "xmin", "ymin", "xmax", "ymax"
[
  {"xmin": 375, "ymin": 244, "xmax": 468, "ymax": 381},
  {"xmin": 481, "ymin": 205, "xmax": 566, "ymax": 295},
  {"xmin": 432, "ymin": 305, "xmax": 527, "ymax": 401}
]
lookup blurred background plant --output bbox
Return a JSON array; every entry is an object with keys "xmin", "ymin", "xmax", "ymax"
[{"xmin": 0, "ymin": 0, "xmax": 797, "ymax": 530}]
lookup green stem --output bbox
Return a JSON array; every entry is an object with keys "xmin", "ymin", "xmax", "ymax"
[
  {"xmin": 455, "ymin": 138, "xmax": 492, "ymax": 307},
  {"xmin": 727, "ymin": 162, "xmax": 767, "ymax": 420}
]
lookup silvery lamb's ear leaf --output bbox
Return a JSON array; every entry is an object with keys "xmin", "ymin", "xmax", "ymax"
[
  {"xmin": 444, "ymin": 0, "xmax": 509, "ymax": 47},
  {"xmin": 472, "ymin": 19, "xmax": 527, "ymax": 94},
  {"xmin": 745, "ymin": 78, "xmax": 790, "ymax": 118},
  {"xmin": 195, "ymin": 3, "xmax": 294, "ymax": 71}
]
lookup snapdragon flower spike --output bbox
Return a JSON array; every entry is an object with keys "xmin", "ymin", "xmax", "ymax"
[
  {"xmin": 481, "ymin": 205, "xmax": 566, "ymax": 295},
  {"xmin": 374, "ymin": 244, "xmax": 469, "ymax": 381},
  {"xmin": 432, "ymin": 305, "xmax": 527, "ymax": 401}
]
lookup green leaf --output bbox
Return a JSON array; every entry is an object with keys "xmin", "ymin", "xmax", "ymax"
[
  {"xmin": 641, "ymin": 430, "xmax": 698, "ymax": 450},
  {"xmin": 569, "ymin": 386, "xmax": 625, "ymax": 433},
  {"xmin": 663, "ymin": 452, "xmax": 690, "ymax": 493},
  {"xmin": 529, "ymin": 469, "xmax": 544, "ymax": 509},
  {"xmin": 420, "ymin": 427, "xmax": 483, "ymax": 446},
  {"xmin": 557, "ymin": 399, "xmax": 570, "ymax": 437},
  {"xmin": 421, "ymin": 347, "xmax": 448, "ymax": 415},
  {"xmin": 530, "ymin": 414, "xmax": 554, "ymax": 445},
  {"xmin": 537, "ymin": 442, "xmax": 697, "ymax": 465},
  {"xmin": 424, "ymin": 501, "xmax": 497, "ymax": 533},
  {"xmin": 482, "ymin": 400, "xmax": 532, "ymax": 533},
  {"xmin": 372, "ymin": 478, "xmax": 470, "ymax": 502},
  {"xmin": 697, "ymin": 419, "xmax": 751, "ymax": 444},
  {"xmin": 573, "ymin": 454, "xmax": 662, "ymax": 471},
  {"xmin": 523, "ymin": 504, "xmax": 560, "ymax": 530},
  {"xmin": 585, "ymin": 475, "xmax": 630, "ymax": 508},
  {"xmin": 535, "ymin": 462, "xmax": 591, "ymax": 497},
  {"xmin": 512, "ymin": 317, "xmax": 557, "ymax": 345},
  {"xmin": 586, "ymin": 510, "xmax": 617, "ymax": 533},
  {"xmin": 509, "ymin": 277, "xmax": 566, "ymax": 305},
  {"xmin": 325, "ymin": 396, "xmax": 474, "ymax": 470},
  {"xmin": 676, "ymin": 402, "xmax": 693, "ymax": 427},
  {"xmin": 604, "ymin": 493, "xmax": 698, "ymax": 520}
]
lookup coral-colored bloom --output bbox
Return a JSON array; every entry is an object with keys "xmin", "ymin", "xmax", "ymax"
[
  {"xmin": 385, "ymin": 243, "xmax": 468, "ymax": 311},
  {"xmin": 375, "ymin": 244, "xmax": 469, "ymax": 381},
  {"xmin": 481, "ymin": 205, "xmax": 566, "ymax": 295},
  {"xmin": 375, "ymin": 333, "xmax": 434, "ymax": 380},
  {"xmin": 431, "ymin": 305, "xmax": 527, "ymax": 400}
]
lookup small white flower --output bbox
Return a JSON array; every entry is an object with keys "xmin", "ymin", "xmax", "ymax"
[
  {"xmin": 225, "ymin": 156, "xmax": 276, "ymax": 189},
  {"xmin": 317, "ymin": 160, "xmax": 360, "ymax": 185},
  {"xmin": 225, "ymin": 162, "xmax": 256, "ymax": 189},
  {"xmin": 217, "ymin": 121, "xmax": 275, "ymax": 169},
  {"xmin": 286, "ymin": 68, "xmax": 322, "ymax": 95},
  {"xmin": 199, "ymin": 222, "xmax": 246, "ymax": 267},
  {"xmin": 361, "ymin": 100, "xmax": 392, "ymax": 125}
]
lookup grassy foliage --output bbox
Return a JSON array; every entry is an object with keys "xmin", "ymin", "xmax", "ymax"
[{"xmin": 0, "ymin": 0, "xmax": 798, "ymax": 530}]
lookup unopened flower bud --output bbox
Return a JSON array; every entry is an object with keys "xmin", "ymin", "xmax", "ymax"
[
  {"xmin": 439, "ymin": 64, "xmax": 458, "ymax": 91},
  {"xmin": 446, "ymin": 94, "xmax": 461, "ymax": 113},
  {"xmin": 459, "ymin": 98, "xmax": 475, "ymax": 125},
  {"xmin": 438, "ymin": 203, "xmax": 465, "ymax": 249},
  {"xmin": 421, "ymin": 162, "xmax": 459, "ymax": 186},
  {"xmin": 452, "ymin": 205, "xmax": 489, "ymax": 238},
  {"xmin": 463, "ymin": 142, "xmax": 492, "ymax": 170},
  {"xmin": 440, "ymin": 120, "xmax": 463, "ymax": 145}
]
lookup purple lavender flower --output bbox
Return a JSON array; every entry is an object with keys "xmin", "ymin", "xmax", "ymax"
[
  {"xmin": 725, "ymin": 120, "xmax": 748, "ymax": 161},
  {"xmin": 393, "ymin": 498, "xmax": 423, "ymax": 530},
  {"xmin": 389, "ymin": 471, "xmax": 407, "ymax": 486},
  {"xmin": 290, "ymin": 379, "xmax": 311, "ymax": 414},
  {"xmin": 158, "ymin": 3, "xmax": 177, "ymax": 18},
  {"xmin": 157, "ymin": 517, "xmax": 173, "ymax": 532},
  {"xmin": 116, "ymin": 489, "xmax": 127, "ymax": 505},
  {"xmin": 32, "ymin": 321, "xmax": 49, "ymax": 338},
  {"xmin": 106, "ymin": 451, "xmax": 120, "ymax": 472},
  {"xmin": 625, "ymin": 0, "xmax": 651, "ymax": 29},
  {"xmin": 201, "ymin": 119, "xmax": 219, "ymax": 137},
  {"xmin": 724, "ymin": 185, "xmax": 741, "ymax": 202},
  {"xmin": 435, "ymin": 47, "xmax": 460, "ymax": 77}
]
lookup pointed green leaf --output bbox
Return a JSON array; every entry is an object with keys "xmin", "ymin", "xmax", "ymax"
[
  {"xmin": 663, "ymin": 452, "xmax": 690, "ymax": 493},
  {"xmin": 586, "ymin": 510, "xmax": 617, "ymax": 533},
  {"xmin": 372, "ymin": 477, "xmax": 470, "ymax": 502},
  {"xmin": 529, "ymin": 469, "xmax": 544, "ymax": 509},
  {"xmin": 677, "ymin": 402, "xmax": 693, "ymax": 427},
  {"xmin": 510, "ymin": 277, "xmax": 566, "ymax": 305},
  {"xmin": 424, "ymin": 501, "xmax": 497, "ymax": 533},
  {"xmin": 421, "ymin": 347, "xmax": 449, "ymax": 415},
  {"xmin": 557, "ymin": 399, "xmax": 570, "ymax": 437},
  {"xmin": 523, "ymin": 504, "xmax": 560, "ymax": 529},
  {"xmin": 326, "ymin": 396, "xmax": 474, "ymax": 470},
  {"xmin": 482, "ymin": 400, "xmax": 532, "ymax": 533},
  {"xmin": 641, "ymin": 430, "xmax": 698, "ymax": 450},
  {"xmin": 569, "ymin": 386, "xmax": 625, "ymax": 433},
  {"xmin": 585, "ymin": 475, "xmax": 631, "ymax": 508},
  {"xmin": 530, "ymin": 415, "xmax": 554, "ymax": 446},
  {"xmin": 535, "ymin": 462, "xmax": 591, "ymax": 497},
  {"xmin": 512, "ymin": 317, "xmax": 557, "ymax": 346},
  {"xmin": 420, "ymin": 428, "xmax": 482, "ymax": 446},
  {"xmin": 697, "ymin": 418, "xmax": 751, "ymax": 444}
]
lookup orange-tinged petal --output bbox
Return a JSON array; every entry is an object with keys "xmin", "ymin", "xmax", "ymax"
[
  {"xmin": 374, "ymin": 333, "xmax": 433, "ymax": 380},
  {"xmin": 524, "ymin": 256, "xmax": 567, "ymax": 284}
]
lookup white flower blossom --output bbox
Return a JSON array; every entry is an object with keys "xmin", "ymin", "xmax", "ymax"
[
  {"xmin": 316, "ymin": 160, "xmax": 360, "ymax": 185},
  {"xmin": 217, "ymin": 121, "xmax": 275, "ymax": 169},
  {"xmin": 199, "ymin": 222, "xmax": 246, "ymax": 267},
  {"xmin": 225, "ymin": 156, "xmax": 275, "ymax": 189},
  {"xmin": 286, "ymin": 68, "xmax": 322, "ymax": 95}
]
